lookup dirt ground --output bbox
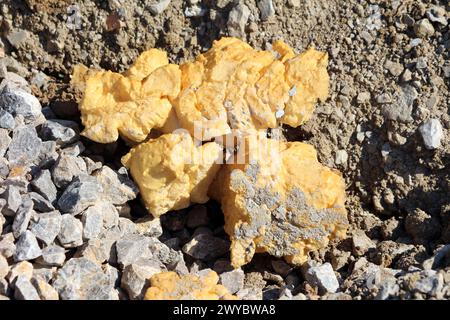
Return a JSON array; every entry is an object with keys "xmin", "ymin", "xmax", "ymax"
[{"xmin": 0, "ymin": 0, "xmax": 449, "ymax": 300}]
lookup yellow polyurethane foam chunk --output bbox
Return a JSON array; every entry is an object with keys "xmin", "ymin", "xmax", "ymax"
[
  {"xmin": 121, "ymin": 132, "xmax": 222, "ymax": 217},
  {"xmin": 144, "ymin": 271, "xmax": 237, "ymax": 300}
]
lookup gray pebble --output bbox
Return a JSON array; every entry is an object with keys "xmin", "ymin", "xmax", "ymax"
[
  {"xmin": 304, "ymin": 262, "xmax": 339, "ymax": 294},
  {"xmin": 0, "ymin": 85, "xmax": 43, "ymax": 125},
  {"xmin": 14, "ymin": 230, "xmax": 42, "ymax": 262},
  {"xmin": 0, "ymin": 128, "xmax": 11, "ymax": 157},
  {"xmin": 51, "ymin": 154, "xmax": 87, "ymax": 189},
  {"xmin": 53, "ymin": 257, "xmax": 112, "ymax": 300},
  {"xmin": 57, "ymin": 174, "xmax": 103, "ymax": 215},
  {"xmin": 40, "ymin": 119, "xmax": 79, "ymax": 146},
  {"xmin": 182, "ymin": 234, "xmax": 230, "ymax": 261},
  {"xmin": 57, "ymin": 214, "xmax": 83, "ymax": 248},
  {"xmin": 258, "ymin": 0, "xmax": 275, "ymax": 21},
  {"xmin": 148, "ymin": 0, "xmax": 171, "ymax": 15},
  {"xmin": 30, "ymin": 211, "xmax": 62, "ymax": 245},
  {"xmin": 93, "ymin": 166, "xmax": 138, "ymax": 205},
  {"xmin": 12, "ymin": 197, "xmax": 34, "ymax": 238},
  {"xmin": 37, "ymin": 245, "xmax": 66, "ymax": 267},
  {"xmin": 81, "ymin": 206, "xmax": 104, "ymax": 240},
  {"xmin": 419, "ymin": 119, "xmax": 443, "ymax": 150},
  {"xmin": 220, "ymin": 268, "xmax": 245, "ymax": 294},
  {"xmin": 121, "ymin": 260, "xmax": 162, "ymax": 300},
  {"xmin": 6, "ymin": 125, "xmax": 42, "ymax": 167},
  {"xmin": 0, "ymin": 110, "xmax": 15, "ymax": 129},
  {"xmin": 116, "ymin": 234, "xmax": 151, "ymax": 268},
  {"xmin": 31, "ymin": 169, "xmax": 58, "ymax": 203},
  {"xmin": 227, "ymin": 3, "xmax": 250, "ymax": 37},
  {"xmin": 14, "ymin": 275, "xmax": 40, "ymax": 300},
  {"xmin": 29, "ymin": 192, "xmax": 55, "ymax": 212}
]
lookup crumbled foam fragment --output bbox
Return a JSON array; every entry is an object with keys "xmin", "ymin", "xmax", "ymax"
[
  {"xmin": 144, "ymin": 271, "xmax": 237, "ymax": 300},
  {"xmin": 209, "ymin": 135, "xmax": 348, "ymax": 268},
  {"xmin": 121, "ymin": 132, "xmax": 222, "ymax": 217},
  {"xmin": 71, "ymin": 49, "xmax": 181, "ymax": 143},
  {"xmin": 175, "ymin": 37, "xmax": 329, "ymax": 140}
]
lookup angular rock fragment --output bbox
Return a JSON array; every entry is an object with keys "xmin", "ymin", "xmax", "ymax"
[
  {"xmin": 6, "ymin": 125, "xmax": 42, "ymax": 167},
  {"xmin": 304, "ymin": 262, "xmax": 339, "ymax": 294},
  {"xmin": 37, "ymin": 245, "xmax": 66, "ymax": 267},
  {"xmin": 0, "ymin": 233, "xmax": 16, "ymax": 258},
  {"xmin": 81, "ymin": 206, "xmax": 103, "ymax": 240},
  {"xmin": 121, "ymin": 259, "xmax": 163, "ymax": 300},
  {"xmin": 72, "ymin": 49, "xmax": 181, "ymax": 143},
  {"xmin": 135, "ymin": 216, "xmax": 163, "ymax": 238},
  {"xmin": 0, "ymin": 255, "xmax": 8, "ymax": 279},
  {"xmin": 1, "ymin": 185, "xmax": 21, "ymax": 216},
  {"xmin": 116, "ymin": 234, "xmax": 151, "ymax": 268},
  {"xmin": 219, "ymin": 268, "xmax": 245, "ymax": 294},
  {"xmin": 39, "ymin": 119, "xmax": 79, "ymax": 146},
  {"xmin": 31, "ymin": 277, "xmax": 59, "ymax": 300},
  {"xmin": 144, "ymin": 270, "xmax": 237, "ymax": 300},
  {"xmin": 14, "ymin": 231, "xmax": 42, "ymax": 262},
  {"xmin": 210, "ymin": 136, "xmax": 348, "ymax": 267},
  {"xmin": 31, "ymin": 169, "xmax": 58, "ymax": 203},
  {"xmin": 419, "ymin": 119, "xmax": 443, "ymax": 150},
  {"xmin": 57, "ymin": 214, "xmax": 83, "ymax": 248},
  {"xmin": 182, "ymin": 234, "xmax": 230, "ymax": 261},
  {"xmin": 53, "ymin": 258, "xmax": 112, "ymax": 300},
  {"xmin": 227, "ymin": 3, "xmax": 250, "ymax": 37},
  {"xmin": 0, "ymin": 109, "xmax": 15, "ymax": 129},
  {"xmin": 0, "ymin": 85, "xmax": 43, "ymax": 125},
  {"xmin": 12, "ymin": 197, "xmax": 34, "ymax": 238},
  {"xmin": 51, "ymin": 154, "xmax": 88, "ymax": 189},
  {"xmin": 29, "ymin": 211, "xmax": 62, "ymax": 246},
  {"xmin": 14, "ymin": 275, "xmax": 40, "ymax": 300},
  {"xmin": 0, "ymin": 128, "xmax": 11, "ymax": 157},
  {"xmin": 29, "ymin": 192, "xmax": 55, "ymax": 212},
  {"xmin": 57, "ymin": 174, "xmax": 103, "ymax": 214},
  {"xmin": 92, "ymin": 166, "xmax": 138, "ymax": 205},
  {"xmin": 76, "ymin": 238, "xmax": 111, "ymax": 264},
  {"xmin": 122, "ymin": 132, "xmax": 222, "ymax": 217},
  {"xmin": 7, "ymin": 261, "xmax": 33, "ymax": 283}
]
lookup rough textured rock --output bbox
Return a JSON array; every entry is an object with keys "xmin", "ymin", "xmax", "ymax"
[
  {"xmin": 219, "ymin": 268, "xmax": 245, "ymax": 294},
  {"xmin": 92, "ymin": 166, "xmax": 138, "ymax": 205},
  {"xmin": 31, "ymin": 169, "xmax": 58, "ymax": 203},
  {"xmin": 51, "ymin": 154, "xmax": 87, "ymax": 189},
  {"xmin": 37, "ymin": 245, "xmax": 66, "ymax": 267},
  {"xmin": 40, "ymin": 119, "xmax": 79, "ymax": 146},
  {"xmin": 31, "ymin": 277, "xmax": 59, "ymax": 300},
  {"xmin": 29, "ymin": 211, "xmax": 62, "ymax": 246},
  {"xmin": 419, "ymin": 119, "xmax": 443, "ymax": 150},
  {"xmin": 182, "ymin": 234, "xmax": 230, "ymax": 261},
  {"xmin": 53, "ymin": 258, "xmax": 111, "ymax": 300},
  {"xmin": 14, "ymin": 275, "xmax": 40, "ymax": 300},
  {"xmin": 12, "ymin": 197, "xmax": 34, "ymax": 238},
  {"xmin": 175, "ymin": 37, "xmax": 329, "ymax": 140},
  {"xmin": 6, "ymin": 125, "xmax": 42, "ymax": 167},
  {"xmin": 57, "ymin": 174, "xmax": 103, "ymax": 214},
  {"xmin": 304, "ymin": 262, "xmax": 340, "ymax": 294},
  {"xmin": 57, "ymin": 214, "xmax": 83, "ymax": 248},
  {"xmin": 121, "ymin": 260, "xmax": 163, "ymax": 300},
  {"xmin": 122, "ymin": 132, "xmax": 222, "ymax": 217},
  {"xmin": 71, "ymin": 50, "xmax": 181, "ymax": 143},
  {"xmin": 0, "ymin": 85, "xmax": 43, "ymax": 125},
  {"xmin": 144, "ymin": 270, "xmax": 237, "ymax": 300},
  {"xmin": 81, "ymin": 206, "xmax": 103, "ymax": 240},
  {"xmin": 210, "ymin": 136, "xmax": 348, "ymax": 267},
  {"xmin": 115, "ymin": 234, "xmax": 151, "ymax": 268},
  {"xmin": 14, "ymin": 231, "xmax": 42, "ymax": 262}
]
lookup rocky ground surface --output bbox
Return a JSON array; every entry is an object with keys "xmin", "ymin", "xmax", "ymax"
[{"xmin": 0, "ymin": 0, "xmax": 449, "ymax": 300}]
